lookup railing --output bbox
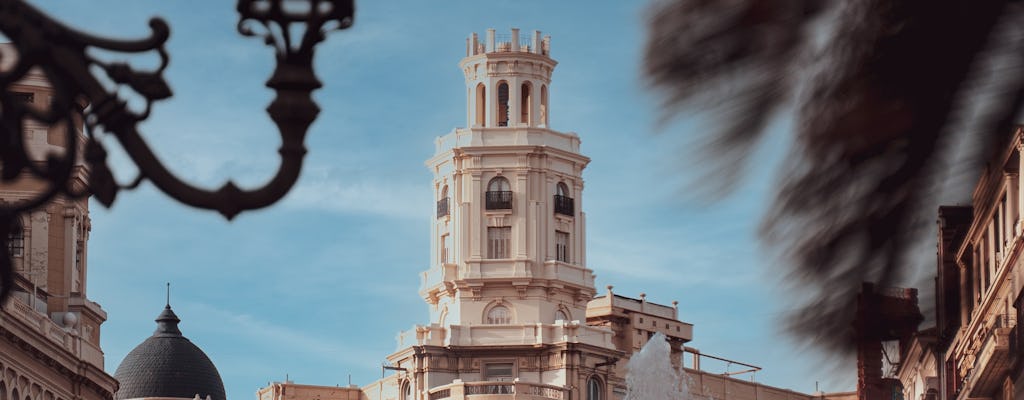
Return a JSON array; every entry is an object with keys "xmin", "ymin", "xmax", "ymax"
[
  {"xmin": 553, "ymin": 195, "xmax": 573, "ymax": 216},
  {"xmin": 437, "ymin": 197, "xmax": 450, "ymax": 218},
  {"xmin": 466, "ymin": 383, "xmax": 514, "ymax": 395},
  {"xmin": 427, "ymin": 381, "xmax": 565, "ymax": 400},
  {"xmin": 486, "ymin": 191, "xmax": 513, "ymax": 210}
]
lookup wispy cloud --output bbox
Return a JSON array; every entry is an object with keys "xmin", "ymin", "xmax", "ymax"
[
  {"xmin": 588, "ymin": 227, "xmax": 758, "ymax": 288},
  {"xmin": 281, "ymin": 166, "xmax": 429, "ymax": 219},
  {"xmin": 186, "ymin": 301, "xmax": 380, "ymax": 367}
]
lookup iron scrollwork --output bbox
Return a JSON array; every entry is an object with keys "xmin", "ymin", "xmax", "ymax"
[{"xmin": 0, "ymin": 0, "xmax": 354, "ymax": 303}]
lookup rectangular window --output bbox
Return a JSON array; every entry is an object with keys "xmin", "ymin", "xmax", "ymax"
[
  {"xmin": 441, "ymin": 234, "xmax": 451, "ymax": 264},
  {"xmin": 555, "ymin": 231, "xmax": 569, "ymax": 262},
  {"xmin": 484, "ymin": 362, "xmax": 514, "ymax": 381},
  {"xmin": 487, "ymin": 227, "xmax": 511, "ymax": 259}
]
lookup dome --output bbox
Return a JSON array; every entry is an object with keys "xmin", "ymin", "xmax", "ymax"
[{"xmin": 114, "ymin": 305, "xmax": 226, "ymax": 400}]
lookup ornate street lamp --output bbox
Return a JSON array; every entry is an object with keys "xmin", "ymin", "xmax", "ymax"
[{"xmin": 0, "ymin": 0, "xmax": 355, "ymax": 303}]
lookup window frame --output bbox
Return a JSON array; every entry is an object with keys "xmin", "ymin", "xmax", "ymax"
[{"xmin": 487, "ymin": 226, "xmax": 511, "ymax": 259}]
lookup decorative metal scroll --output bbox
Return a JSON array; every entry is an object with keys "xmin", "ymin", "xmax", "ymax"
[{"xmin": 0, "ymin": 0, "xmax": 355, "ymax": 304}]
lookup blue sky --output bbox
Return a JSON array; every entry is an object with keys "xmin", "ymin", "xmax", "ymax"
[{"xmin": 30, "ymin": 1, "xmax": 853, "ymax": 397}]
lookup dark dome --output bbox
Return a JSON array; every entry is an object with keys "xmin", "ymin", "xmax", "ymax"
[{"xmin": 114, "ymin": 306, "xmax": 226, "ymax": 400}]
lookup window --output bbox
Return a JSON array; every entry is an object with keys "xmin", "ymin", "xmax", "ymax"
[
  {"xmin": 486, "ymin": 177, "xmax": 512, "ymax": 210},
  {"xmin": 402, "ymin": 381, "xmax": 412, "ymax": 400},
  {"xmin": 554, "ymin": 182, "xmax": 573, "ymax": 216},
  {"xmin": 484, "ymin": 362, "xmax": 514, "ymax": 381},
  {"xmin": 7, "ymin": 219, "xmax": 23, "ymax": 257},
  {"xmin": 12, "ymin": 91, "xmax": 33, "ymax": 103},
  {"xmin": 475, "ymin": 83, "xmax": 486, "ymax": 127},
  {"xmin": 555, "ymin": 231, "xmax": 569, "ymax": 262},
  {"xmin": 488, "ymin": 227, "xmax": 511, "ymax": 259},
  {"xmin": 555, "ymin": 309, "xmax": 569, "ymax": 322},
  {"xmin": 587, "ymin": 377, "xmax": 602, "ymax": 400},
  {"xmin": 520, "ymin": 82, "xmax": 532, "ymax": 124},
  {"xmin": 441, "ymin": 234, "xmax": 451, "ymax": 264},
  {"xmin": 437, "ymin": 185, "xmax": 450, "ymax": 218},
  {"xmin": 540, "ymin": 85, "xmax": 548, "ymax": 126},
  {"xmin": 487, "ymin": 305, "xmax": 512, "ymax": 324},
  {"xmin": 497, "ymin": 81, "xmax": 510, "ymax": 126}
]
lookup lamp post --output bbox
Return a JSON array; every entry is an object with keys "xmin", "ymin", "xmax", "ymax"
[{"xmin": 0, "ymin": 0, "xmax": 355, "ymax": 304}]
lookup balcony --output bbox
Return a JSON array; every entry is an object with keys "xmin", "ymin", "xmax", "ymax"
[
  {"xmin": 553, "ymin": 195, "xmax": 573, "ymax": 216},
  {"xmin": 427, "ymin": 380, "xmax": 565, "ymax": 400},
  {"xmin": 437, "ymin": 197, "xmax": 450, "ymax": 218},
  {"xmin": 966, "ymin": 315, "xmax": 1015, "ymax": 398},
  {"xmin": 486, "ymin": 191, "xmax": 512, "ymax": 210}
]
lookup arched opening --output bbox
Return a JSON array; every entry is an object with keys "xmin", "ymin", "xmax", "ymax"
[
  {"xmin": 496, "ymin": 81, "xmax": 510, "ymax": 127},
  {"xmin": 520, "ymin": 82, "xmax": 532, "ymax": 125},
  {"xmin": 554, "ymin": 182, "xmax": 574, "ymax": 216},
  {"xmin": 587, "ymin": 376, "xmax": 603, "ymax": 400},
  {"xmin": 540, "ymin": 85, "xmax": 548, "ymax": 126},
  {"xmin": 486, "ymin": 177, "xmax": 512, "ymax": 210},
  {"xmin": 0, "ymin": 381, "xmax": 7, "ymax": 400},
  {"xmin": 401, "ymin": 380, "xmax": 412, "ymax": 400},
  {"xmin": 7, "ymin": 218, "xmax": 23, "ymax": 257},
  {"xmin": 475, "ymin": 83, "xmax": 486, "ymax": 127},
  {"xmin": 554, "ymin": 309, "xmax": 569, "ymax": 322},
  {"xmin": 11, "ymin": 388, "xmax": 17, "ymax": 400},
  {"xmin": 487, "ymin": 305, "xmax": 512, "ymax": 324},
  {"xmin": 437, "ymin": 185, "xmax": 450, "ymax": 218}
]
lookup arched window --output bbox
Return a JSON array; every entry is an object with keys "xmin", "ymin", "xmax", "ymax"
[
  {"xmin": 0, "ymin": 381, "xmax": 7, "ymax": 400},
  {"xmin": 554, "ymin": 182, "xmax": 573, "ymax": 216},
  {"xmin": 475, "ymin": 83, "xmax": 486, "ymax": 127},
  {"xmin": 486, "ymin": 177, "xmax": 512, "ymax": 210},
  {"xmin": 520, "ymin": 82, "xmax": 532, "ymax": 124},
  {"xmin": 11, "ymin": 388, "xmax": 17, "ymax": 400},
  {"xmin": 497, "ymin": 81, "xmax": 510, "ymax": 127},
  {"xmin": 487, "ymin": 305, "xmax": 512, "ymax": 324},
  {"xmin": 401, "ymin": 380, "xmax": 412, "ymax": 400},
  {"xmin": 437, "ymin": 185, "xmax": 450, "ymax": 218},
  {"xmin": 7, "ymin": 218, "xmax": 23, "ymax": 257},
  {"xmin": 587, "ymin": 377, "xmax": 602, "ymax": 400},
  {"xmin": 554, "ymin": 309, "xmax": 569, "ymax": 322},
  {"xmin": 540, "ymin": 85, "xmax": 548, "ymax": 126}
]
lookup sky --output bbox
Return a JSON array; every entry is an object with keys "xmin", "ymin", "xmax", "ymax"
[{"xmin": 27, "ymin": 1, "xmax": 856, "ymax": 397}]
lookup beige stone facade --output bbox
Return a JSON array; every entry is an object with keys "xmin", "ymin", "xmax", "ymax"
[{"xmin": 0, "ymin": 65, "xmax": 116, "ymax": 400}]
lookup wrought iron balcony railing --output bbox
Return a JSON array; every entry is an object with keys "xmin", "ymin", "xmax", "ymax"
[
  {"xmin": 554, "ymin": 194, "xmax": 574, "ymax": 216},
  {"xmin": 486, "ymin": 191, "xmax": 512, "ymax": 210},
  {"xmin": 436, "ymin": 197, "xmax": 450, "ymax": 218}
]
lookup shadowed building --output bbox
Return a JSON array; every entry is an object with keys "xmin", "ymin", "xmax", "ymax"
[
  {"xmin": 0, "ymin": 54, "xmax": 117, "ymax": 400},
  {"xmin": 893, "ymin": 128, "xmax": 1024, "ymax": 400}
]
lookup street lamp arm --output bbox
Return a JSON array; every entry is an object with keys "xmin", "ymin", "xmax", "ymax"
[{"xmin": 0, "ymin": 0, "xmax": 354, "ymax": 304}]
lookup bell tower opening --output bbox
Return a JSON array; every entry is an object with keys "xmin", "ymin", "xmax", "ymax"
[
  {"xmin": 475, "ymin": 83, "xmax": 486, "ymax": 127},
  {"xmin": 520, "ymin": 82, "xmax": 532, "ymax": 125},
  {"xmin": 497, "ymin": 81, "xmax": 510, "ymax": 127}
]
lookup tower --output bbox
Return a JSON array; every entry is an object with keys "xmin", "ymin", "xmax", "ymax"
[
  {"xmin": 422, "ymin": 27, "xmax": 596, "ymax": 333},
  {"xmin": 0, "ymin": 49, "xmax": 117, "ymax": 400}
]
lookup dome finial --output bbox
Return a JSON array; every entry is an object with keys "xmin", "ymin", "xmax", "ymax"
[{"xmin": 155, "ymin": 283, "xmax": 182, "ymax": 336}]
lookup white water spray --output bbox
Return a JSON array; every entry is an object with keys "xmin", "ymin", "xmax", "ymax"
[{"xmin": 624, "ymin": 332, "xmax": 689, "ymax": 400}]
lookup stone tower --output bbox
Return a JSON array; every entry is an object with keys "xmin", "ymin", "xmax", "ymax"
[
  {"xmin": 422, "ymin": 27, "xmax": 596, "ymax": 335},
  {"xmin": 0, "ymin": 51, "xmax": 117, "ymax": 400}
]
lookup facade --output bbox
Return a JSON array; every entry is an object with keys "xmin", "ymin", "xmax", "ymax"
[
  {"xmin": 893, "ymin": 127, "xmax": 1024, "ymax": 400},
  {"xmin": 0, "ymin": 63, "xmax": 117, "ymax": 400},
  {"xmin": 258, "ymin": 28, "xmax": 846, "ymax": 400}
]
